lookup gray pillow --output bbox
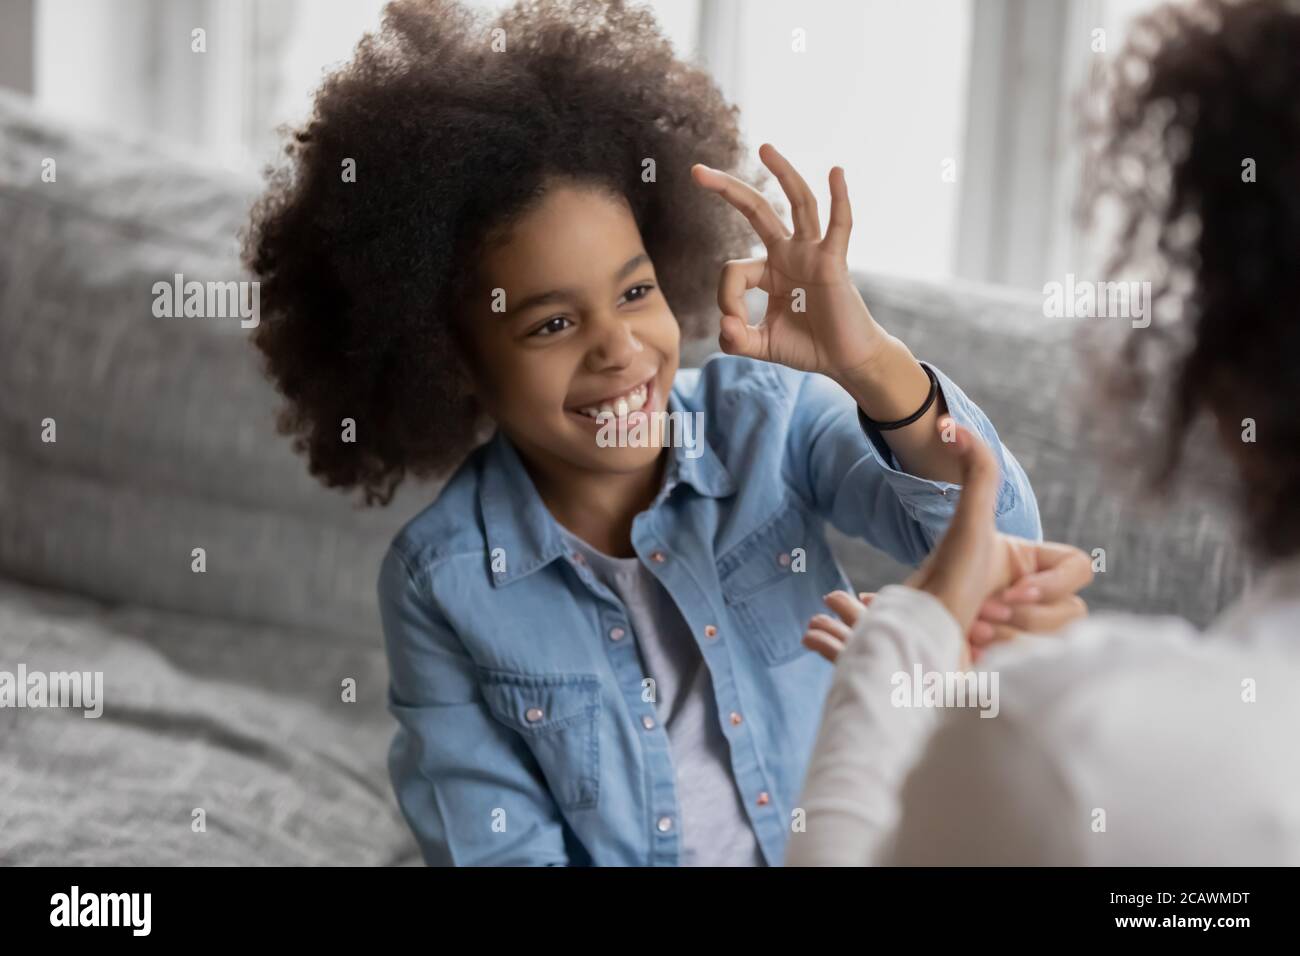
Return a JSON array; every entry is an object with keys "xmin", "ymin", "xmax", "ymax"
[
  {"xmin": 818, "ymin": 271, "xmax": 1253, "ymax": 627},
  {"xmin": 0, "ymin": 90, "xmax": 429, "ymax": 639},
  {"xmin": 0, "ymin": 88, "xmax": 1248, "ymax": 639}
]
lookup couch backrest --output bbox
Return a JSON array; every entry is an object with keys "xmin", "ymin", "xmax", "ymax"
[
  {"xmin": 0, "ymin": 91, "xmax": 1251, "ymax": 636},
  {"xmin": 0, "ymin": 91, "xmax": 427, "ymax": 639},
  {"xmin": 822, "ymin": 271, "xmax": 1253, "ymax": 627}
]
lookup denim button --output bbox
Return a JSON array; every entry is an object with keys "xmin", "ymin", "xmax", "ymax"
[
  {"xmin": 657, "ymin": 816, "xmax": 674, "ymax": 833},
  {"xmin": 641, "ymin": 714, "xmax": 655, "ymax": 730},
  {"xmin": 650, "ymin": 550, "xmax": 666, "ymax": 563},
  {"xmin": 756, "ymin": 791, "xmax": 770, "ymax": 806},
  {"xmin": 609, "ymin": 626, "xmax": 625, "ymax": 641},
  {"xmin": 729, "ymin": 711, "xmax": 742, "ymax": 726},
  {"xmin": 704, "ymin": 624, "xmax": 718, "ymax": 639},
  {"xmin": 777, "ymin": 552, "xmax": 791, "ymax": 567},
  {"xmin": 525, "ymin": 707, "xmax": 544, "ymax": 723}
]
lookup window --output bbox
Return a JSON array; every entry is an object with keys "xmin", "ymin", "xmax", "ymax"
[
  {"xmin": 704, "ymin": 0, "xmax": 973, "ymax": 280},
  {"xmin": 26, "ymin": 0, "xmax": 1169, "ymax": 287}
]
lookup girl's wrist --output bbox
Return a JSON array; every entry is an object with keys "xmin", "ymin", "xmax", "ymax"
[
  {"xmin": 831, "ymin": 335, "xmax": 929, "ymax": 420},
  {"xmin": 821, "ymin": 288, "xmax": 889, "ymax": 385}
]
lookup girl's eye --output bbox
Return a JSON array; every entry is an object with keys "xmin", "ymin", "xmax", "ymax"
[
  {"xmin": 622, "ymin": 283, "xmax": 654, "ymax": 304},
  {"xmin": 530, "ymin": 315, "xmax": 572, "ymax": 337}
]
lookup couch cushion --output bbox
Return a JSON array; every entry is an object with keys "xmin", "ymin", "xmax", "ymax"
[
  {"xmin": 818, "ymin": 271, "xmax": 1253, "ymax": 628},
  {"xmin": 0, "ymin": 89, "xmax": 1251, "ymax": 635},
  {"xmin": 0, "ymin": 576, "xmax": 419, "ymax": 864},
  {"xmin": 0, "ymin": 90, "xmax": 431, "ymax": 639}
]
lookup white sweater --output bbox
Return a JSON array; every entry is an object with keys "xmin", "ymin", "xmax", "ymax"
[{"xmin": 786, "ymin": 561, "xmax": 1300, "ymax": 865}]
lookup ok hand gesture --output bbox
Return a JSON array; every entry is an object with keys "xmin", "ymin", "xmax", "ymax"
[{"xmin": 691, "ymin": 144, "xmax": 888, "ymax": 386}]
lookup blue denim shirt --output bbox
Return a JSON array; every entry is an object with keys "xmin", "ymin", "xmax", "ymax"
[{"xmin": 378, "ymin": 355, "xmax": 1041, "ymax": 866}]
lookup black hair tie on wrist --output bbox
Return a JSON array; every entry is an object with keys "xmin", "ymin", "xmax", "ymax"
[{"xmin": 857, "ymin": 363, "xmax": 939, "ymax": 432}]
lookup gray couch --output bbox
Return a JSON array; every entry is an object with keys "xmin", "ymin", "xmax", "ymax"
[{"xmin": 0, "ymin": 90, "xmax": 1252, "ymax": 864}]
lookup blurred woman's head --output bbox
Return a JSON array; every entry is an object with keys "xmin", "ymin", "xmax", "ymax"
[{"xmin": 1089, "ymin": 0, "xmax": 1300, "ymax": 560}]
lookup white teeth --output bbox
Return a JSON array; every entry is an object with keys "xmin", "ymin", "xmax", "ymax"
[{"xmin": 577, "ymin": 382, "xmax": 648, "ymax": 419}]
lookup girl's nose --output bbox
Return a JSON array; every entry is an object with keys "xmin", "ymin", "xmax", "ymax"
[{"xmin": 585, "ymin": 313, "xmax": 643, "ymax": 370}]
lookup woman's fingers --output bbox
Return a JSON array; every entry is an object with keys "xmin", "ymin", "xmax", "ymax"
[
  {"xmin": 1002, "ymin": 543, "xmax": 1095, "ymax": 604},
  {"xmin": 757, "ymin": 143, "xmax": 821, "ymax": 240},
  {"xmin": 1003, "ymin": 595, "xmax": 1088, "ymax": 635},
  {"xmin": 971, "ymin": 595, "xmax": 1088, "ymax": 647},
  {"xmin": 691, "ymin": 163, "xmax": 790, "ymax": 247},
  {"xmin": 978, "ymin": 596, "xmax": 1014, "ymax": 623},
  {"xmin": 825, "ymin": 166, "xmax": 853, "ymax": 255},
  {"xmin": 937, "ymin": 419, "xmax": 1002, "ymax": 543},
  {"xmin": 970, "ymin": 622, "xmax": 1019, "ymax": 647},
  {"xmin": 905, "ymin": 418, "xmax": 1003, "ymax": 631}
]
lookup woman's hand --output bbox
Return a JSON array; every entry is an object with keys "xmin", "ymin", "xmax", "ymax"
[
  {"xmin": 804, "ymin": 559, "xmax": 1090, "ymax": 664},
  {"xmin": 691, "ymin": 144, "xmax": 890, "ymax": 385},
  {"xmin": 967, "ymin": 543, "xmax": 1092, "ymax": 652},
  {"xmin": 802, "ymin": 417, "xmax": 1094, "ymax": 662},
  {"xmin": 907, "ymin": 416, "xmax": 1092, "ymax": 648}
]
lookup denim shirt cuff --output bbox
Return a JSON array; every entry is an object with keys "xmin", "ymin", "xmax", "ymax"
[{"xmin": 854, "ymin": 362, "xmax": 1018, "ymax": 517}]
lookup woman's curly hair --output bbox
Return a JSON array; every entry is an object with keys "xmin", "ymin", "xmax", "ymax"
[
  {"xmin": 1083, "ymin": 0, "xmax": 1300, "ymax": 559},
  {"xmin": 243, "ymin": 0, "xmax": 757, "ymax": 504}
]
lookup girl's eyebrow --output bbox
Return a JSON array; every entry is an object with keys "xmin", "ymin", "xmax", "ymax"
[
  {"xmin": 613, "ymin": 252, "xmax": 650, "ymax": 281},
  {"xmin": 505, "ymin": 253, "xmax": 650, "ymax": 318}
]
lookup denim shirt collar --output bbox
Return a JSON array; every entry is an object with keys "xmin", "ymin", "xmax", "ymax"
[{"xmin": 479, "ymin": 384, "xmax": 736, "ymax": 587}]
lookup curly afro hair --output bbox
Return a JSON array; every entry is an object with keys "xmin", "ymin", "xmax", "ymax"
[
  {"xmin": 1083, "ymin": 0, "xmax": 1300, "ymax": 559},
  {"xmin": 243, "ymin": 0, "xmax": 758, "ymax": 505}
]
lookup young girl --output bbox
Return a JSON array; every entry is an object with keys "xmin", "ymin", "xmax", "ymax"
[{"xmin": 244, "ymin": 0, "xmax": 1066, "ymax": 866}]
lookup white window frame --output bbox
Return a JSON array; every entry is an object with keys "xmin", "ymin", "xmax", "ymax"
[{"xmin": 953, "ymin": 0, "xmax": 1107, "ymax": 288}]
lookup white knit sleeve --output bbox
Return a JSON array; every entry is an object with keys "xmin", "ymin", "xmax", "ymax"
[{"xmin": 785, "ymin": 584, "xmax": 965, "ymax": 866}]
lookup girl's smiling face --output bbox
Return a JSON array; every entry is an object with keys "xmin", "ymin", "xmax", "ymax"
[{"xmin": 464, "ymin": 181, "xmax": 682, "ymax": 478}]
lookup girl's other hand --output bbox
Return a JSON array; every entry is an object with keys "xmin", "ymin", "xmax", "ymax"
[
  {"xmin": 905, "ymin": 417, "xmax": 1093, "ymax": 651},
  {"xmin": 801, "ymin": 590, "xmax": 874, "ymax": 662},
  {"xmin": 801, "ymin": 418, "xmax": 1093, "ymax": 663},
  {"xmin": 803, "ymin": 570, "xmax": 1089, "ymax": 664}
]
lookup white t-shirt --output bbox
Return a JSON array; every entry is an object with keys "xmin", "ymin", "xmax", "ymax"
[
  {"xmin": 559, "ymin": 526, "xmax": 765, "ymax": 867},
  {"xmin": 786, "ymin": 559, "xmax": 1300, "ymax": 865}
]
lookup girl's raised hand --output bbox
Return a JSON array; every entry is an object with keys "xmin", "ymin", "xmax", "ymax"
[{"xmin": 691, "ymin": 144, "xmax": 889, "ymax": 385}]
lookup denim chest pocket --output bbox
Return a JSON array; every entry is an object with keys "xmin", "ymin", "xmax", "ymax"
[
  {"xmin": 479, "ymin": 671, "xmax": 601, "ymax": 812},
  {"xmin": 717, "ymin": 502, "xmax": 847, "ymax": 665}
]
